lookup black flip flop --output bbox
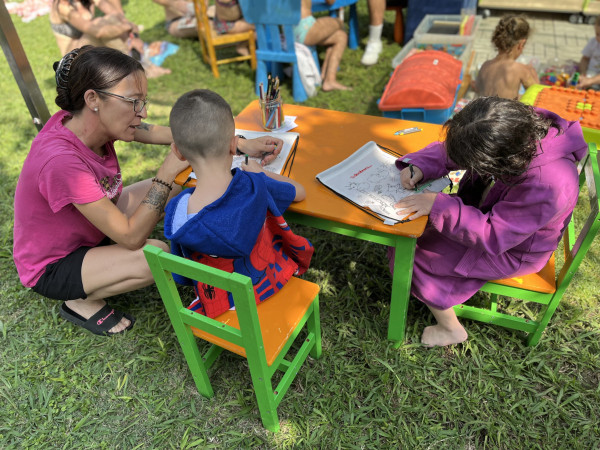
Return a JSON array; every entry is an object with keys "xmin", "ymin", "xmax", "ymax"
[{"xmin": 59, "ymin": 302, "xmax": 136, "ymax": 336}]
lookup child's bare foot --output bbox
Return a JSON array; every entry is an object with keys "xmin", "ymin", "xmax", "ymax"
[
  {"xmin": 143, "ymin": 62, "xmax": 171, "ymax": 78},
  {"xmin": 421, "ymin": 324, "xmax": 468, "ymax": 347},
  {"xmin": 322, "ymin": 80, "xmax": 352, "ymax": 92}
]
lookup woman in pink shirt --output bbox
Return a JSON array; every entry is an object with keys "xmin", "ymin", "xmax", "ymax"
[{"xmin": 13, "ymin": 46, "xmax": 282, "ymax": 336}]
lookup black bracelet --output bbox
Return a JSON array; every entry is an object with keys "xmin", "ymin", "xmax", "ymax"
[
  {"xmin": 236, "ymin": 134, "xmax": 246, "ymax": 155},
  {"xmin": 152, "ymin": 177, "xmax": 173, "ymax": 190}
]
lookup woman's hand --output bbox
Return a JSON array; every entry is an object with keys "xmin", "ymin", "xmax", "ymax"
[
  {"xmin": 156, "ymin": 145, "xmax": 190, "ymax": 183},
  {"xmin": 400, "ymin": 165, "xmax": 423, "ymax": 189},
  {"xmin": 238, "ymin": 136, "xmax": 283, "ymax": 166},
  {"xmin": 394, "ymin": 191, "xmax": 437, "ymax": 220}
]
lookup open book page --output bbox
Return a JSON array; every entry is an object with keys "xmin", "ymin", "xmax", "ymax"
[
  {"xmin": 188, "ymin": 129, "xmax": 299, "ymax": 179},
  {"xmin": 316, "ymin": 141, "xmax": 450, "ymax": 225},
  {"xmin": 230, "ymin": 129, "xmax": 299, "ymax": 174}
]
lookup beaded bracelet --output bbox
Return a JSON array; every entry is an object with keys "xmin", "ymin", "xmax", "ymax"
[{"xmin": 151, "ymin": 177, "xmax": 173, "ymax": 190}]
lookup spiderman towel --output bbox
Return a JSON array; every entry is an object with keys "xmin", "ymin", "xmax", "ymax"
[{"xmin": 164, "ymin": 169, "xmax": 314, "ymax": 318}]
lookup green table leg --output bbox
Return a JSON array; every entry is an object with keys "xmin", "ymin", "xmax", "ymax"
[
  {"xmin": 284, "ymin": 211, "xmax": 417, "ymax": 346},
  {"xmin": 388, "ymin": 236, "xmax": 416, "ymax": 347}
]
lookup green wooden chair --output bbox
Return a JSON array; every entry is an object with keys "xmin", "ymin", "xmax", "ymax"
[
  {"xmin": 454, "ymin": 142, "xmax": 600, "ymax": 346},
  {"xmin": 143, "ymin": 245, "xmax": 322, "ymax": 432}
]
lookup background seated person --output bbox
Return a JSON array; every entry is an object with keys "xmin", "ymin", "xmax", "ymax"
[
  {"xmin": 152, "ymin": 0, "xmax": 199, "ymax": 39},
  {"xmin": 577, "ymin": 19, "xmax": 600, "ymax": 90},
  {"xmin": 50, "ymin": 0, "xmax": 170, "ymax": 78},
  {"xmin": 297, "ymin": 0, "xmax": 351, "ymax": 91},
  {"xmin": 212, "ymin": 0, "xmax": 253, "ymax": 56}
]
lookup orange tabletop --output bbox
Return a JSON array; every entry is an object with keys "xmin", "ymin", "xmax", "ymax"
[
  {"xmin": 175, "ymin": 101, "xmax": 444, "ymax": 345},
  {"xmin": 177, "ymin": 100, "xmax": 444, "ymax": 238}
]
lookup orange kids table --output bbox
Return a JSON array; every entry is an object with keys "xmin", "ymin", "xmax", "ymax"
[{"xmin": 175, "ymin": 100, "xmax": 444, "ymax": 345}]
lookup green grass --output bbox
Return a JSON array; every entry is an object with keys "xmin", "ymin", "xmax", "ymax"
[{"xmin": 2, "ymin": 2, "xmax": 600, "ymax": 448}]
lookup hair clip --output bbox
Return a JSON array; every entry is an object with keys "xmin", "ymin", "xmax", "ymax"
[{"xmin": 53, "ymin": 48, "xmax": 80, "ymax": 90}]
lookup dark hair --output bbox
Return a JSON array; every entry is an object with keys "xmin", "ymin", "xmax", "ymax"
[
  {"xmin": 169, "ymin": 89, "xmax": 235, "ymax": 160},
  {"xmin": 444, "ymin": 97, "xmax": 561, "ymax": 182},
  {"xmin": 492, "ymin": 14, "xmax": 531, "ymax": 53},
  {"xmin": 53, "ymin": 0, "xmax": 93, "ymax": 11},
  {"xmin": 53, "ymin": 45, "xmax": 144, "ymax": 112}
]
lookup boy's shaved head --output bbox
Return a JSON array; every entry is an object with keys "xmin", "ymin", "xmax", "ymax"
[{"xmin": 170, "ymin": 89, "xmax": 235, "ymax": 160}]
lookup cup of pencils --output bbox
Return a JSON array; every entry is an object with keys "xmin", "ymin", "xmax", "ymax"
[{"xmin": 259, "ymin": 75, "xmax": 284, "ymax": 131}]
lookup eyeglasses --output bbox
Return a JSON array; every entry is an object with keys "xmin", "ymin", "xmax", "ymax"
[{"xmin": 94, "ymin": 89, "xmax": 149, "ymax": 113}]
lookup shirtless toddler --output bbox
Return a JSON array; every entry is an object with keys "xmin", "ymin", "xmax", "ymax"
[{"xmin": 473, "ymin": 15, "xmax": 539, "ymax": 100}]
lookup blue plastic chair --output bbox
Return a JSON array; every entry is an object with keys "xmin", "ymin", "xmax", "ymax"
[
  {"xmin": 239, "ymin": 0, "xmax": 319, "ymax": 102},
  {"xmin": 311, "ymin": 0, "xmax": 359, "ymax": 49}
]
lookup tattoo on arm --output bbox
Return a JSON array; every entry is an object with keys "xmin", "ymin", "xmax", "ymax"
[
  {"xmin": 136, "ymin": 122, "xmax": 152, "ymax": 131},
  {"xmin": 141, "ymin": 183, "xmax": 170, "ymax": 214}
]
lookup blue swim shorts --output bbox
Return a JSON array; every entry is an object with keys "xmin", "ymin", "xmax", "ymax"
[{"xmin": 293, "ymin": 15, "xmax": 316, "ymax": 44}]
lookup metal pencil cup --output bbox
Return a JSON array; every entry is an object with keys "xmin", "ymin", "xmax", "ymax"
[{"xmin": 259, "ymin": 93, "xmax": 284, "ymax": 131}]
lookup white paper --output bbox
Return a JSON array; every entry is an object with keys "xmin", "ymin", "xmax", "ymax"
[
  {"xmin": 272, "ymin": 115, "xmax": 298, "ymax": 132},
  {"xmin": 188, "ymin": 128, "xmax": 299, "ymax": 179},
  {"xmin": 316, "ymin": 141, "xmax": 450, "ymax": 224}
]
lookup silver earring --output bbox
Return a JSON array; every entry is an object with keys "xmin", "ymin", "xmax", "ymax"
[{"xmin": 94, "ymin": 108, "xmax": 98, "ymax": 112}]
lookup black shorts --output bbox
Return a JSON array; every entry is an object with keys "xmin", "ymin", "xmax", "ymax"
[{"xmin": 32, "ymin": 246, "xmax": 92, "ymax": 300}]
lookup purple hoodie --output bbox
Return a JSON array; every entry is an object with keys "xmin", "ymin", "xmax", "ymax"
[{"xmin": 390, "ymin": 108, "xmax": 588, "ymax": 309}]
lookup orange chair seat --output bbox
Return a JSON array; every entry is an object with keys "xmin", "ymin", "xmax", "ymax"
[
  {"xmin": 192, "ymin": 276, "xmax": 319, "ymax": 366},
  {"xmin": 488, "ymin": 254, "xmax": 556, "ymax": 294}
]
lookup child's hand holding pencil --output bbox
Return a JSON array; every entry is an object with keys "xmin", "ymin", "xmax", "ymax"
[
  {"xmin": 401, "ymin": 164, "xmax": 423, "ymax": 189},
  {"xmin": 240, "ymin": 158, "xmax": 263, "ymax": 173}
]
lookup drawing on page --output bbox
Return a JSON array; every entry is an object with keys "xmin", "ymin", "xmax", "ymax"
[{"xmin": 317, "ymin": 141, "xmax": 450, "ymax": 224}]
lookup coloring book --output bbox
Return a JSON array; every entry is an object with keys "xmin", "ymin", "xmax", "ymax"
[
  {"xmin": 230, "ymin": 129, "xmax": 298, "ymax": 175},
  {"xmin": 188, "ymin": 129, "xmax": 299, "ymax": 180},
  {"xmin": 316, "ymin": 141, "xmax": 450, "ymax": 225}
]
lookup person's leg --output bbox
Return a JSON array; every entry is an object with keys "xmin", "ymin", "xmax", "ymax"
[
  {"xmin": 421, "ymin": 304, "xmax": 468, "ymax": 347},
  {"xmin": 227, "ymin": 19, "xmax": 254, "ymax": 56},
  {"xmin": 168, "ymin": 18, "xmax": 198, "ymax": 39},
  {"xmin": 103, "ymin": 0, "xmax": 124, "ymax": 14},
  {"xmin": 362, "ymin": 0, "xmax": 386, "ymax": 65},
  {"xmin": 65, "ymin": 238, "xmax": 169, "ymax": 333},
  {"xmin": 228, "ymin": 18, "xmax": 254, "ymax": 34},
  {"xmin": 303, "ymin": 17, "xmax": 351, "ymax": 91},
  {"xmin": 76, "ymin": 33, "xmax": 128, "ymax": 54},
  {"xmin": 63, "ymin": 180, "xmax": 181, "ymax": 333},
  {"xmin": 368, "ymin": 0, "xmax": 386, "ymax": 26}
]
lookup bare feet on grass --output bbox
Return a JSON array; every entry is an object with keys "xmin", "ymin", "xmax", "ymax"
[
  {"xmin": 322, "ymin": 80, "xmax": 352, "ymax": 91},
  {"xmin": 421, "ymin": 324, "xmax": 468, "ymax": 347}
]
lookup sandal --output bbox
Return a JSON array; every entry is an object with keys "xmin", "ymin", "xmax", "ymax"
[{"xmin": 59, "ymin": 302, "xmax": 135, "ymax": 336}]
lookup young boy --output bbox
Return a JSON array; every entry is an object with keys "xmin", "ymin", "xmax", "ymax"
[
  {"xmin": 164, "ymin": 89, "xmax": 313, "ymax": 318},
  {"xmin": 577, "ymin": 19, "xmax": 600, "ymax": 89}
]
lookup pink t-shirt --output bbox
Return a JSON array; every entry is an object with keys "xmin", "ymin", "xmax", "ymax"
[{"xmin": 13, "ymin": 110, "xmax": 122, "ymax": 287}]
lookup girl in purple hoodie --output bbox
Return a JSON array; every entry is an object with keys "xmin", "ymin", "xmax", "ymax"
[{"xmin": 391, "ymin": 97, "xmax": 588, "ymax": 347}]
